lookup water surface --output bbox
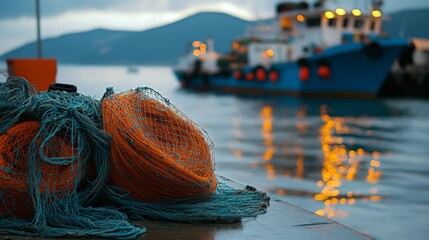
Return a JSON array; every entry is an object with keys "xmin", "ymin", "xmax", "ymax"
[{"xmin": 54, "ymin": 64, "xmax": 429, "ymax": 239}]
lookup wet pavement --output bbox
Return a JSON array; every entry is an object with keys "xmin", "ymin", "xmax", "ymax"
[
  {"xmin": 138, "ymin": 177, "xmax": 373, "ymax": 240},
  {"xmin": 1, "ymin": 177, "xmax": 372, "ymax": 240}
]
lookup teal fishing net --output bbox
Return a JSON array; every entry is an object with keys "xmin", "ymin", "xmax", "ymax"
[
  {"xmin": 0, "ymin": 76, "xmax": 269, "ymax": 239},
  {"xmin": 0, "ymin": 77, "xmax": 144, "ymax": 239}
]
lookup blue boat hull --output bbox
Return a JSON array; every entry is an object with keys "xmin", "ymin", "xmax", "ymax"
[{"xmin": 174, "ymin": 38, "xmax": 410, "ymax": 98}]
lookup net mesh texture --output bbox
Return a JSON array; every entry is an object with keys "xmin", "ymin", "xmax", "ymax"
[{"xmin": 0, "ymin": 77, "xmax": 269, "ymax": 239}]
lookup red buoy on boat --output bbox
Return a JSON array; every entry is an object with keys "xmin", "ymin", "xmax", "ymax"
[
  {"xmin": 318, "ymin": 65, "xmax": 331, "ymax": 79},
  {"xmin": 270, "ymin": 71, "xmax": 279, "ymax": 82},
  {"xmin": 299, "ymin": 66, "xmax": 310, "ymax": 81},
  {"xmin": 256, "ymin": 68, "xmax": 266, "ymax": 82},
  {"xmin": 234, "ymin": 70, "xmax": 242, "ymax": 80},
  {"xmin": 246, "ymin": 72, "xmax": 254, "ymax": 81}
]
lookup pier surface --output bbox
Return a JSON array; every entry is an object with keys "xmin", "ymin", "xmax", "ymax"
[
  {"xmin": 139, "ymin": 177, "xmax": 372, "ymax": 240},
  {"xmin": 1, "ymin": 177, "xmax": 372, "ymax": 240}
]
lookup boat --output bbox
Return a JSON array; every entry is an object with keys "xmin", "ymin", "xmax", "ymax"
[
  {"xmin": 173, "ymin": 0, "xmax": 411, "ymax": 98},
  {"xmin": 127, "ymin": 65, "xmax": 139, "ymax": 73}
]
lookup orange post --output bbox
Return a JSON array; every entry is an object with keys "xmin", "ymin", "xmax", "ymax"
[{"xmin": 7, "ymin": 58, "xmax": 57, "ymax": 91}]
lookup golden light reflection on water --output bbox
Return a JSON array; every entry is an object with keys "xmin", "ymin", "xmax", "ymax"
[
  {"xmin": 315, "ymin": 105, "xmax": 383, "ymax": 218},
  {"xmin": 260, "ymin": 106, "xmax": 276, "ymax": 162},
  {"xmin": 258, "ymin": 105, "xmax": 307, "ymax": 180},
  {"xmin": 259, "ymin": 106, "xmax": 277, "ymax": 180},
  {"xmin": 295, "ymin": 144, "xmax": 305, "ymax": 179},
  {"xmin": 227, "ymin": 104, "xmax": 384, "ymax": 218}
]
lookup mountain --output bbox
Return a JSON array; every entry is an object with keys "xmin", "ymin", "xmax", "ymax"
[
  {"xmin": 383, "ymin": 9, "xmax": 429, "ymax": 39},
  {"xmin": 1, "ymin": 9, "xmax": 428, "ymax": 65},
  {"xmin": 0, "ymin": 12, "xmax": 261, "ymax": 65}
]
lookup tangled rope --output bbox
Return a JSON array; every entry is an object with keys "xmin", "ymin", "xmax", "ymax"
[{"xmin": 0, "ymin": 77, "xmax": 269, "ymax": 239}]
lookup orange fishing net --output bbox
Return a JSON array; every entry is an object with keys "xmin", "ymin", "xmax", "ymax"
[
  {"xmin": 102, "ymin": 88, "xmax": 217, "ymax": 202},
  {"xmin": 0, "ymin": 121, "xmax": 79, "ymax": 218}
]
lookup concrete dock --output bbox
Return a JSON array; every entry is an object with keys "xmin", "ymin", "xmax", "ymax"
[
  {"xmin": 1, "ymin": 177, "xmax": 372, "ymax": 240},
  {"xmin": 140, "ymin": 199, "xmax": 372, "ymax": 240},
  {"xmin": 139, "ymin": 177, "xmax": 372, "ymax": 240}
]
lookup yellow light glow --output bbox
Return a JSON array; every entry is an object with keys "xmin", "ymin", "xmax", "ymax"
[
  {"xmin": 370, "ymin": 195, "xmax": 382, "ymax": 202},
  {"xmin": 200, "ymin": 43, "xmax": 207, "ymax": 49},
  {"xmin": 192, "ymin": 41, "xmax": 201, "ymax": 48},
  {"xmin": 193, "ymin": 49, "xmax": 200, "ymax": 56},
  {"xmin": 352, "ymin": 9, "xmax": 362, "ymax": 16},
  {"xmin": 324, "ymin": 11, "xmax": 335, "ymax": 19},
  {"xmin": 266, "ymin": 163, "xmax": 276, "ymax": 180},
  {"xmin": 315, "ymin": 209, "xmax": 325, "ymax": 216},
  {"xmin": 314, "ymin": 194, "xmax": 326, "ymax": 201},
  {"xmin": 200, "ymin": 49, "xmax": 206, "ymax": 55},
  {"xmin": 370, "ymin": 160, "xmax": 380, "ymax": 167},
  {"xmin": 263, "ymin": 147, "xmax": 275, "ymax": 161},
  {"xmin": 296, "ymin": 155, "xmax": 304, "ymax": 179},
  {"xmin": 296, "ymin": 14, "xmax": 305, "ymax": 22},
  {"xmin": 335, "ymin": 8, "xmax": 346, "ymax": 16},
  {"xmin": 327, "ymin": 210, "xmax": 336, "ymax": 218},
  {"xmin": 280, "ymin": 16, "xmax": 292, "ymax": 29},
  {"xmin": 324, "ymin": 200, "xmax": 331, "ymax": 206},
  {"xmin": 277, "ymin": 189, "xmax": 286, "ymax": 195},
  {"xmin": 372, "ymin": 10, "xmax": 382, "ymax": 18},
  {"xmin": 266, "ymin": 49, "xmax": 275, "ymax": 57},
  {"xmin": 260, "ymin": 106, "xmax": 275, "ymax": 164},
  {"xmin": 232, "ymin": 41, "xmax": 239, "ymax": 50}
]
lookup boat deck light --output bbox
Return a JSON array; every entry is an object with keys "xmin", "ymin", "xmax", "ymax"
[
  {"xmin": 266, "ymin": 49, "xmax": 275, "ymax": 57},
  {"xmin": 192, "ymin": 41, "xmax": 201, "ymax": 48},
  {"xmin": 297, "ymin": 14, "xmax": 306, "ymax": 22},
  {"xmin": 372, "ymin": 10, "xmax": 382, "ymax": 18},
  {"xmin": 193, "ymin": 49, "xmax": 201, "ymax": 56},
  {"xmin": 324, "ymin": 11, "xmax": 335, "ymax": 19},
  {"xmin": 352, "ymin": 9, "xmax": 362, "ymax": 16},
  {"xmin": 335, "ymin": 8, "xmax": 346, "ymax": 16}
]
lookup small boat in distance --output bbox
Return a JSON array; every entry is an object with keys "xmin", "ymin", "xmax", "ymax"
[
  {"xmin": 127, "ymin": 65, "xmax": 139, "ymax": 74},
  {"xmin": 174, "ymin": 0, "xmax": 411, "ymax": 98}
]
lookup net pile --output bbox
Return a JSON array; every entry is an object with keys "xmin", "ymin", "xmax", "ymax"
[
  {"xmin": 102, "ymin": 87, "xmax": 217, "ymax": 202},
  {"xmin": 0, "ymin": 77, "xmax": 269, "ymax": 239},
  {"xmin": 0, "ymin": 77, "xmax": 142, "ymax": 239}
]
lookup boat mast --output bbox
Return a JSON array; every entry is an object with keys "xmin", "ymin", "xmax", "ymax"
[
  {"xmin": 35, "ymin": 0, "xmax": 42, "ymax": 58},
  {"xmin": 372, "ymin": 0, "xmax": 383, "ymax": 10}
]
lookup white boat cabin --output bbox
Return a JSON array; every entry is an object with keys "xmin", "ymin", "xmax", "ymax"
[
  {"xmin": 176, "ymin": 1, "xmax": 387, "ymax": 72},
  {"xmin": 245, "ymin": 1, "xmax": 384, "ymax": 67}
]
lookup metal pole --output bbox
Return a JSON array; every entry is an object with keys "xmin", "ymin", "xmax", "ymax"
[{"xmin": 36, "ymin": 0, "xmax": 42, "ymax": 58}]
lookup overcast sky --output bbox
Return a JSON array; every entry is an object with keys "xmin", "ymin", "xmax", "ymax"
[{"xmin": 0, "ymin": 0, "xmax": 428, "ymax": 55}]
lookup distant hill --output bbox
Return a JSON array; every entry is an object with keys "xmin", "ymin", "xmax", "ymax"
[
  {"xmin": 1, "ymin": 9, "xmax": 428, "ymax": 65},
  {"xmin": 383, "ymin": 9, "xmax": 429, "ymax": 39},
  {"xmin": 0, "ymin": 12, "xmax": 260, "ymax": 65}
]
